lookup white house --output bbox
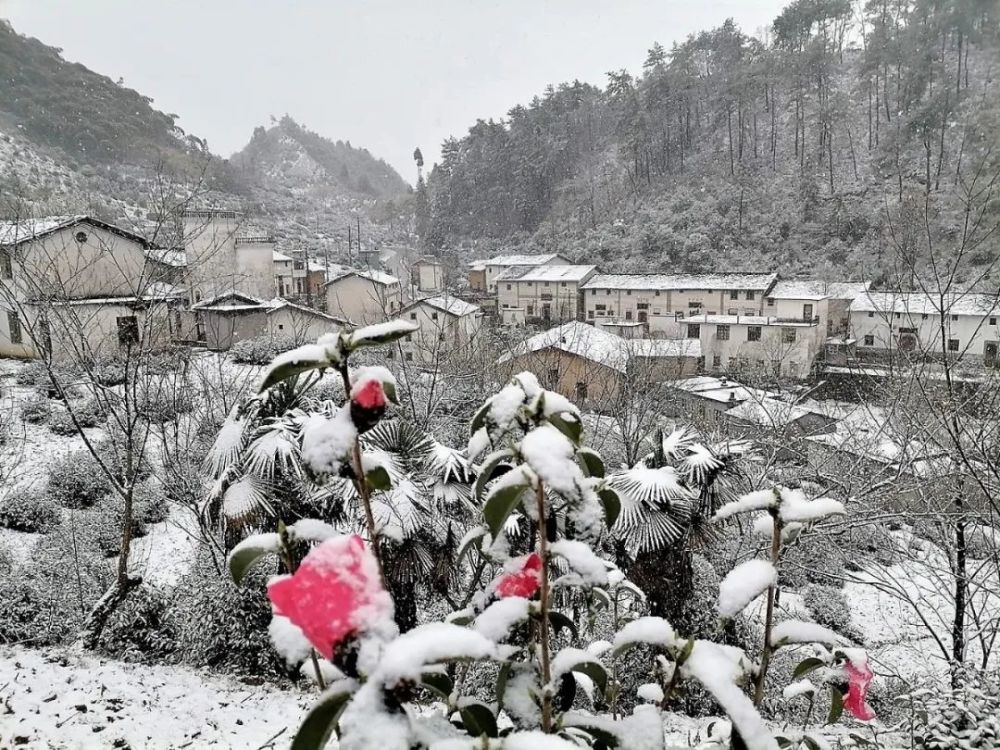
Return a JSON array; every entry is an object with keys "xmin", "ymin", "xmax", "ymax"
[
  {"xmin": 579, "ymin": 273, "xmax": 778, "ymax": 333},
  {"xmin": 273, "ymin": 250, "xmax": 295, "ymax": 298},
  {"xmin": 395, "ymin": 295, "xmax": 482, "ymax": 364},
  {"xmin": 0, "ymin": 215, "xmax": 185, "ymax": 359},
  {"xmin": 191, "ymin": 292, "xmax": 346, "ymax": 351},
  {"xmin": 849, "ymin": 290, "xmax": 1000, "ymax": 365},
  {"xmin": 496, "ymin": 265, "xmax": 597, "ymax": 324},
  {"xmin": 481, "ymin": 252, "xmax": 572, "ymax": 292},
  {"xmin": 765, "ymin": 280, "xmax": 871, "ymax": 336},
  {"xmin": 413, "ymin": 258, "xmax": 446, "ymax": 294},
  {"xmin": 324, "ymin": 268, "xmax": 403, "ymax": 324},
  {"xmin": 182, "ymin": 209, "xmax": 277, "ymax": 303}
]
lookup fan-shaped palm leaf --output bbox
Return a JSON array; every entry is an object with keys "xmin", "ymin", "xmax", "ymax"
[
  {"xmin": 205, "ymin": 411, "xmax": 250, "ymax": 477},
  {"xmin": 243, "ymin": 418, "xmax": 301, "ymax": 478}
]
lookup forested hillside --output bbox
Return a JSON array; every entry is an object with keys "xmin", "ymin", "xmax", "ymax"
[{"xmin": 420, "ymin": 0, "xmax": 999, "ymax": 284}]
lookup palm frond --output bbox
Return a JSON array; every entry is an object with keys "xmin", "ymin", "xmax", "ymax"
[
  {"xmin": 682, "ymin": 443, "xmax": 724, "ymax": 486},
  {"xmin": 371, "ymin": 478, "xmax": 428, "ymax": 542},
  {"xmin": 221, "ymin": 475, "xmax": 274, "ymax": 532},
  {"xmin": 205, "ymin": 412, "xmax": 249, "ymax": 477},
  {"xmin": 609, "ymin": 466, "xmax": 691, "ymax": 510},
  {"xmin": 244, "ymin": 418, "xmax": 301, "ymax": 478},
  {"xmin": 661, "ymin": 427, "xmax": 694, "ymax": 459}
]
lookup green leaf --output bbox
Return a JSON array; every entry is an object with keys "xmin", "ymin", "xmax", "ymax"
[
  {"xmin": 598, "ymin": 487, "xmax": 621, "ymax": 528},
  {"xmin": 259, "ymin": 344, "xmax": 333, "ymax": 393},
  {"xmin": 347, "ymin": 320, "xmax": 419, "ymax": 349},
  {"xmin": 775, "ymin": 738, "xmax": 793, "ymax": 749},
  {"xmin": 420, "ymin": 672, "xmax": 453, "ymax": 701},
  {"xmin": 470, "ymin": 400, "xmax": 490, "ymax": 434},
  {"xmin": 827, "ymin": 687, "xmax": 844, "ymax": 725},
  {"xmin": 227, "ymin": 533, "xmax": 281, "ymax": 586},
  {"xmin": 382, "ymin": 380, "xmax": 399, "ymax": 405},
  {"xmin": 291, "ymin": 685, "xmax": 355, "ymax": 750},
  {"xmin": 730, "ymin": 728, "xmax": 750, "ymax": 750},
  {"xmin": 572, "ymin": 660, "xmax": 608, "ymax": 694},
  {"xmin": 455, "ymin": 525, "xmax": 489, "ymax": 567},
  {"xmin": 472, "ymin": 450, "xmax": 514, "ymax": 500},
  {"xmin": 591, "ymin": 587, "xmax": 613, "ymax": 610},
  {"xmin": 459, "ymin": 701, "xmax": 498, "ymax": 738},
  {"xmin": 564, "ymin": 716, "xmax": 618, "ymax": 747},
  {"xmin": 365, "ymin": 464, "xmax": 392, "ymax": 491},
  {"xmin": 496, "ymin": 662, "xmax": 512, "ymax": 710},
  {"xmin": 792, "ymin": 657, "xmax": 826, "ymax": 680},
  {"xmin": 547, "ymin": 610, "xmax": 579, "ymax": 639},
  {"xmin": 802, "ymin": 736, "xmax": 823, "ymax": 750},
  {"xmin": 548, "ymin": 411, "xmax": 582, "ymax": 444},
  {"xmin": 577, "ymin": 447, "xmax": 605, "ymax": 478},
  {"xmin": 483, "ymin": 477, "xmax": 530, "ymax": 539}
]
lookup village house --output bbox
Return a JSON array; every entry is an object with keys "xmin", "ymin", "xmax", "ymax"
[
  {"xmin": 499, "ymin": 320, "xmax": 701, "ymax": 404},
  {"xmin": 324, "ymin": 268, "xmax": 403, "ymax": 324},
  {"xmin": 0, "ymin": 215, "xmax": 185, "ymax": 359},
  {"xmin": 273, "ymin": 250, "xmax": 295, "ymax": 298},
  {"xmin": 849, "ymin": 290, "xmax": 1000, "ymax": 366},
  {"xmin": 182, "ymin": 209, "xmax": 277, "ymax": 303},
  {"xmin": 413, "ymin": 258, "xmax": 446, "ymax": 294},
  {"xmin": 394, "ymin": 295, "xmax": 482, "ymax": 364},
  {"xmin": 766, "ymin": 280, "xmax": 871, "ymax": 337},
  {"xmin": 496, "ymin": 265, "xmax": 597, "ymax": 325},
  {"xmin": 191, "ymin": 292, "xmax": 346, "ymax": 351},
  {"xmin": 477, "ymin": 252, "xmax": 572, "ymax": 293},
  {"xmin": 579, "ymin": 273, "xmax": 778, "ymax": 333},
  {"xmin": 665, "ymin": 375, "xmax": 775, "ymax": 425}
]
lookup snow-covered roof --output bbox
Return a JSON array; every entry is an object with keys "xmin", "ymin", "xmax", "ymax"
[
  {"xmin": 191, "ymin": 291, "xmax": 267, "ymax": 311},
  {"xmin": 36, "ymin": 281, "xmax": 185, "ymax": 306},
  {"xmin": 497, "ymin": 264, "xmax": 597, "ymax": 283},
  {"xmin": 484, "ymin": 252, "xmax": 568, "ymax": 267},
  {"xmin": 407, "ymin": 295, "xmax": 481, "ymax": 318},
  {"xmin": 683, "ymin": 313, "xmax": 818, "ymax": 328},
  {"xmin": 582, "ymin": 272, "xmax": 777, "ymax": 292},
  {"xmin": 850, "ymin": 291, "xmax": 1000, "ymax": 317},
  {"xmin": 769, "ymin": 280, "xmax": 870, "ymax": 301},
  {"xmin": 325, "ymin": 268, "xmax": 400, "ymax": 287},
  {"xmin": 272, "ymin": 250, "xmax": 293, "ymax": 263},
  {"xmin": 724, "ymin": 396, "xmax": 826, "ymax": 428},
  {"xmin": 670, "ymin": 375, "xmax": 775, "ymax": 405},
  {"xmin": 0, "ymin": 215, "xmax": 153, "ymax": 249},
  {"xmin": 265, "ymin": 298, "xmax": 348, "ymax": 324},
  {"xmin": 148, "ymin": 247, "xmax": 187, "ymax": 268},
  {"xmin": 500, "ymin": 321, "xmax": 699, "ymax": 374}
]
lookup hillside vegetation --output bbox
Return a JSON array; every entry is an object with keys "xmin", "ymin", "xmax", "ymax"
[{"xmin": 419, "ymin": 0, "xmax": 1000, "ymax": 285}]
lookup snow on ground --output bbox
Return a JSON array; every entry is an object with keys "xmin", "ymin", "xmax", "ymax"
[
  {"xmin": 127, "ymin": 510, "xmax": 202, "ymax": 588},
  {"xmin": 0, "ymin": 646, "xmax": 312, "ymax": 749}
]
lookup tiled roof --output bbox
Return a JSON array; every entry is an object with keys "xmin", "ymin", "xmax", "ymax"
[{"xmin": 582, "ymin": 272, "xmax": 777, "ymax": 291}]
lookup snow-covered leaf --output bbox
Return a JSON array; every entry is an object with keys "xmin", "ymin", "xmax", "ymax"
[
  {"xmin": 347, "ymin": 319, "xmax": 419, "ymax": 348},
  {"xmin": 458, "ymin": 700, "xmax": 498, "ymax": 738},
  {"xmin": 291, "ymin": 679, "xmax": 358, "ymax": 750},
  {"xmin": 227, "ymin": 532, "xmax": 281, "ymax": 585},
  {"xmin": 718, "ymin": 559, "xmax": 777, "ymax": 618},
  {"xmin": 577, "ymin": 447, "xmax": 605, "ymax": 478},
  {"xmin": 771, "ymin": 621, "xmax": 848, "ymax": 648},
  {"xmin": 598, "ymin": 487, "xmax": 621, "ymax": 529},
  {"xmin": 612, "ymin": 616, "xmax": 676, "ymax": 656},
  {"xmin": 473, "ymin": 449, "xmax": 514, "ymax": 500},
  {"xmin": 483, "ymin": 466, "xmax": 534, "ymax": 539},
  {"xmin": 260, "ymin": 343, "xmax": 338, "ymax": 393}
]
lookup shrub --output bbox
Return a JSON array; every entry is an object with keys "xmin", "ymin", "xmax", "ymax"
[
  {"xmin": 136, "ymin": 387, "xmax": 196, "ymax": 424},
  {"xmin": 170, "ymin": 549, "xmax": 288, "ymax": 678},
  {"xmin": 97, "ymin": 585, "xmax": 178, "ymax": 662},
  {"xmin": 91, "ymin": 498, "xmax": 148, "ymax": 557},
  {"xmin": 908, "ymin": 671, "xmax": 1000, "ymax": 748},
  {"xmin": 802, "ymin": 583, "xmax": 859, "ymax": 640},
  {"xmin": 0, "ymin": 487, "xmax": 61, "ymax": 532},
  {"xmin": 20, "ymin": 395, "xmax": 52, "ymax": 424},
  {"xmin": 46, "ymin": 449, "xmax": 114, "ymax": 508},
  {"xmin": 134, "ymin": 480, "xmax": 170, "ymax": 525},
  {"xmin": 48, "ymin": 398, "xmax": 106, "ymax": 435},
  {"xmin": 229, "ymin": 335, "xmax": 297, "ymax": 366},
  {"xmin": 14, "ymin": 361, "xmax": 53, "ymax": 387},
  {"xmin": 89, "ymin": 357, "xmax": 127, "ymax": 386}
]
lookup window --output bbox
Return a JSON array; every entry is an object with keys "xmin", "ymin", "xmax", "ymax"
[
  {"xmin": 277, "ymin": 324, "xmax": 284, "ymax": 331},
  {"xmin": 543, "ymin": 282, "xmax": 549, "ymax": 287},
  {"xmin": 591, "ymin": 290, "xmax": 597, "ymax": 296},
  {"xmin": 74, "ymin": 230, "xmax": 88, "ymax": 244},
  {"xmin": 547, "ymin": 368, "xmax": 559, "ymax": 387},
  {"xmin": 625, "ymin": 310, "xmax": 633, "ymax": 321},
  {"xmin": 782, "ymin": 327, "xmax": 796, "ymax": 343},
  {"xmin": 637, "ymin": 303, "xmax": 648, "ymax": 310},
  {"xmin": 729, "ymin": 290, "xmax": 738, "ymax": 300},
  {"xmin": 575, "ymin": 381, "xmax": 588, "ymax": 401},
  {"xmin": 386, "ymin": 350, "xmax": 394, "ymax": 359},
  {"xmin": 405, "ymin": 352, "xmax": 413, "ymax": 361},
  {"xmin": 868, "ymin": 311, "xmax": 874, "ymax": 318},
  {"xmin": 116, "ymin": 316, "xmax": 139, "ymax": 347},
  {"xmin": 409, "ymin": 312, "xmax": 417, "ymax": 320},
  {"xmin": 992, "ymin": 317, "xmax": 998, "ymax": 326},
  {"xmin": 712, "ymin": 354, "xmax": 722, "ymax": 368},
  {"xmin": 560, "ymin": 282, "xmax": 566, "ymax": 287},
  {"xmin": 746, "ymin": 291, "xmax": 755, "ymax": 300},
  {"xmin": 595, "ymin": 304, "xmax": 606, "ymax": 312},
  {"xmin": 7, "ymin": 311, "xmax": 21, "ymax": 344},
  {"xmin": 766, "ymin": 297, "xmax": 775, "ymax": 306},
  {"xmin": 952, "ymin": 314, "xmax": 959, "ymax": 321},
  {"xmin": 0, "ymin": 252, "xmax": 11, "ymax": 279},
  {"xmin": 716, "ymin": 324, "xmax": 730, "ymax": 340},
  {"xmin": 747, "ymin": 325, "xmax": 761, "ymax": 342},
  {"xmin": 431, "ymin": 312, "xmax": 439, "ymax": 320},
  {"xmin": 727, "ymin": 308, "xmax": 737, "ymax": 315},
  {"xmin": 527, "ymin": 282, "xmax": 533, "ymax": 288},
  {"xmin": 688, "ymin": 301, "xmax": 702, "ymax": 309},
  {"xmin": 526, "ymin": 305, "xmax": 534, "ymax": 316},
  {"xmin": 687, "ymin": 324, "xmax": 701, "ymax": 339},
  {"xmin": 894, "ymin": 312, "xmax": 900, "ymax": 319},
  {"xmin": 506, "ymin": 284, "xmax": 511, "ymax": 290},
  {"xmin": 587, "ymin": 309, "xmax": 594, "ymax": 319},
  {"xmin": 922, "ymin": 313, "xmax": 928, "ymax": 320},
  {"xmin": 864, "ymin": 334, "xmax": 874, "ymax": 346},
  {"xmin": 626, "ymin": 290, "xmax": 631, "ymax": 296},
  {"xmin": 655, "ymin": 290, "xmax": 661, "ymax": 297},
  {"xmin": 948, "ymin": 338, "xmax": 960, "ymax": 351}
]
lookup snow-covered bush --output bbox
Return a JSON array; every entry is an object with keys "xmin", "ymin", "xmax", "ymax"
[
  {"xmin": 802, "ymin": 584, "xmax": 857, "ymax": 640},
  {"xmin": 91, "ymin": 497, "xmax": 149, "ymax": 557},
  {"xmin": 229, "ymin": 335, "xmax": 298, "ymax": 365},
  {"xmin": 19, "ymin": 394, "xmax": 52, "ymax": 424},
  {"xmin": 136, "ymin": 387, "xmax": 196, "ymax": 424},
  {"xmin": 134, "ymin": 480, "xmax": 170, "ymax": 525},
  {"xmin": 46, "ymin": 449, "xmax": 114, "ymax": 508},
  {"xmin": 48, "ymin": 398, "xmax": 106, "ymax": 435},
  {"xmin": 905, "ymin": 671, "xmax": 1000, "ymax": 749},
  {"xmin": 97, "ymin": 584, "xmax": 178, "ymax": 663},
  {"xmin": 0, "ymin": 487, "xmax": 61, "ymax": 532}
]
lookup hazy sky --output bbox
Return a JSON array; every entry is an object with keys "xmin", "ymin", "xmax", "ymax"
[{"xmin": 1, "ymin": 0, "xmax": 788, "ymax": 183}]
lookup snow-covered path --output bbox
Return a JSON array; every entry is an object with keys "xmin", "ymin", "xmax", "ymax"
[{"xmin": 0, "ymin": 647, "xmax": 312, "ymax": 749}]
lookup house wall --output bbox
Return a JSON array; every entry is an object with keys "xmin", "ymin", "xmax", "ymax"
[
  {"xmin": 416, "ymin": 263, "xmax": 445, "ymax": 293},
  {"xmin": 183, "ymin": 210, "xmax": 242, "ymax": 303},
  {"xmin": 484, "ymin": 255, "xmax": 568, "ymax": 291},
  {"xmin": 274, "ymin": 259, "xmax": 294, "ymax": 298},
  {"xmin": 502, "ymin": 348, "xmax": 623, "ymax": 404},
  {"xmin": 325, "ymin": 275, "xmax": 402, "ymax": 324},
  {"xmin": 235, "ymin": 240, "xmax": 279, "ymax": 301},
  {"xmin": 497, "ymin": 278, "xmax": 589, "ymax": 323},
  {"xmin": 850, "ymin": 308, "xmax": 1000, "ymax": 363},
  {"xmin": 266, "ymin": 307, "xmax": 342, "ymax": 344},
  {"xmin": 764, "ymin": 297, "xmax": 830, "ymax": 330},
  {"xmin": 399, "ymin": 303, "xmax": 482, "ymax": 362},
  {"xmin": 469, "ymin": 269, "xmax": 487, "ymax": 293},
  {"xmin": 581, "ymin": 286, "xmax": 767, "ymax": 332}
]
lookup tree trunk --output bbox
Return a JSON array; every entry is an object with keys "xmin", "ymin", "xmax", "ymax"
[{"xmin": 627, "ymin": 544, "xmax": 694, "ymax": 628}]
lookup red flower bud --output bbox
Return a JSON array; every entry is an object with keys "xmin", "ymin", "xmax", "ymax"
[{"xmin": 496, "ymin": 552, "xmax": 542, "ymax": 598}]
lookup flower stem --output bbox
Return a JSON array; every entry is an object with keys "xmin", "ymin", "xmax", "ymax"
[
  {"xmin": 753, "ymin": 508, "xmax": 783, "ymax": 706},
  {"xmin": 535, "ymin": 480, "xmax": 553, "ymax": 733}
]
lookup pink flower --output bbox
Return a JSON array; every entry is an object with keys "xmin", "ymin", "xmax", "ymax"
[
  {"xmin": 267, "ymin": 534, "xmax": 390, "ymax": 660},
  {"xmin": 350, "ymin": 379, "xmax": 387, "ymax": 433},
  {"xmin": 496, "ymin": 552, "xmax": 542, "ymax": 598},
  {"xmin": 843, "ymin": 660, "xmax": 876, "ymax": 721}
]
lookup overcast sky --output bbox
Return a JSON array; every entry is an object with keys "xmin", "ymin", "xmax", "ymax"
[{"xmin": 1, "ymin": 0, "xmax": 788, "ymax": 183}]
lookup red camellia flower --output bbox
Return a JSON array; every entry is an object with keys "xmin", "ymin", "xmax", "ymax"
[
  {"xmin": 350, "ymin": 379, "xmax": 388, "ymax": 433},
  {"xmin": 267, "ymin": 534, "xmax": 391, "ymax": 660},
  {"xmin": 496, "ymin": 552, "xmax": 542, "ymax": 598},
  {"xmin": 843, "ymin": 659, "xmax": 876, "ymax": 721}
]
